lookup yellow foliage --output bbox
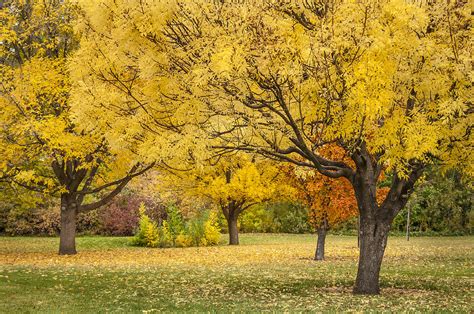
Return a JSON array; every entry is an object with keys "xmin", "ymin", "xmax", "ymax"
[
  {"xmin": 203, "ymin": 211, "xmax": 221, "ymax": 246},
  {"xmin": 1, "ymin": 1, "xmax": 145, "ymax": 205},
  {"xmin": 175, "ymin": 233, "xmax": 193, "ymax": 248},
  {"xmin": 145, "ymin": 223, "xmax": 159, "ymax": 248}
]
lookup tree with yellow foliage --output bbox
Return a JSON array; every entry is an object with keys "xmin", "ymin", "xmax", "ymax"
[
  {"xmin": 156, "ymin": 0, "xmax": 472, "ymax": 294},
  {"xmin": 69, "ymin": 0, "xmax": 472, "ymax": 294},
  {"xmin": 0, "ymin": 0, "xmax": 152, "ymax": 255},
  {"xmin": 68, "ymin": 0, "xmax": 291, "ymax": 246},
  {"xmin": 159, "ymin": 155, "xmax": 289, "ymax": 245}
]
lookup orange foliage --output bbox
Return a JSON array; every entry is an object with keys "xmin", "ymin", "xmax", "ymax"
[
  {"xmin": 287, "ymin": 146, "xmax": 390, "ymax": 229},
  {"xmin": 287, "ymin": 146, "xmax": 357, "ymax": 229}
]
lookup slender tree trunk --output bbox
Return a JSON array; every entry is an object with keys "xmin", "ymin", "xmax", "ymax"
[
  {"xmin": 353, "ymin": 218, "xmax": 390, "ymax": 294},
  {"xmin": 406, "ymin": 207, "xmax": 410, "ymax": 241},
  {"xmin": 314, "ymin": 223, "xmax": 328, "ymax": 260},
  {"xmin": 227, "ymin": 215, "xmax": 239, "ymax": 245},
  {"xmin": 59, "ymin": 197, "xmax": 77, "ymax": 255}
]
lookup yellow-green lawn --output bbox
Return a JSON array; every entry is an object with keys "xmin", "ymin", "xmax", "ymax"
[{"xmin": 0, "ymin": 234, "xmax": 472, "ymax": 312}]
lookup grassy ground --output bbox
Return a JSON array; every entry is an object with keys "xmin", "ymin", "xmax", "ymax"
[{"xmin": 0, "ymin": 234, "xmax": 472, "ymax": 312}]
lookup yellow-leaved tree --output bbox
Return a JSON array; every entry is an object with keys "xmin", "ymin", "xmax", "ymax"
[
  {"xmin": 156, "ymin": 0, "xmax": 472, "ymax": 294},
  {"xmin": 0, "ymin": 0, "xmax": 153, "ymax": 255},
  {"xmin": 158, "ymin": 154, "xmax": 291, "ymax": 245},
  {"xmin": 67, "ymin": 0, "xmax": 472, "ymax": 294}
]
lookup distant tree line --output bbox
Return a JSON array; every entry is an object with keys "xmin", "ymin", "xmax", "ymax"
[{"xmin": 1, "ymin": 167, "xmax": 471, "ymax": 236}]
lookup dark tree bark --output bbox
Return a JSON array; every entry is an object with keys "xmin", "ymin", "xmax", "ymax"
[
  {"xmin": 353, "ymin": 217, "xmax": 390, "ymax": 294},
  {"xmin": 314, "ymin": 218, "xmax": 328, "ymax": 260},
  {"xmin": 227, "ymin": 214, "xmax": 240, "ymax": 245},
  {"xmin": 350, "ymin": 149, "xmax": 423, "ymax": 294},
  {"xmin": 222, "ymin": 200, "xmax": 243, "ymax": 245},
  {"xmin": 59, "ymin": 195, "xmax": 77, "ymax": 255},
  {"xmin": 406, "ymin": 207, "xmax": 410, "ymax": 241},
  {"xmin": 220, "ymin": 170, "xmax": 249, "ymax": 246}
]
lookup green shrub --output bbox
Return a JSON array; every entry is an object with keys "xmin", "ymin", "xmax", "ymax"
[
  {"xmin": 131, "ymin": 204, "xmax": 221, "ymax": 248},
  {"xmin": 131, "ymin": 203, "xmax": 159, "ymax": 247},
  {"xmin": 239, "ymin": 205, "xmax": 275, "ymax": 233},
  {"xmin": 186, "ymin": 213, "xmax": 206, "ymax": 247},
  {"xmin": 165, "ymin": 205, "xmax": 185, "ymax": 246},
  {"xmin": 239, "ymin": 202, "xmax": 312, "ymax": 234},
  {"xmin": 391, "ymin": 169, "xmax": 472, "ymax": 235}
]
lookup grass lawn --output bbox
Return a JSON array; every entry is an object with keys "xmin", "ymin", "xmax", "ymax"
[{"xmin": 0, "ymin": 234, "xmax": 472, "ymax": 312}]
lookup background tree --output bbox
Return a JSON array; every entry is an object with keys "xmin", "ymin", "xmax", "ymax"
[
  {"xmin": 158, "ymin": 155, "xmax": 290, "ymax": 245},
  {"xmin": 286, "ymin": 146, "xmax": 358, "ymax": 260},
  {"xmin": 0, "ymin": 0, "xmax": 152, "ymax": 255},
  {"xmin": 393, "ymin": 167, "xmax": 473, "ymax": 234},
  {"xmin": 160, "ymin": 0, "xmax": 472, "ymax": 294}
]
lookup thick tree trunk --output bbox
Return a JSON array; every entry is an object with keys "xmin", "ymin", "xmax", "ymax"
[
  {"xmin": 59, "ymin": 198, "xmax": 77, "ymax": 255},
  {"xmin": 227, "ymin": 216, "xmax": 239, "ymax": 245},
  {"xmin": 314, "ymin": 224, "xmax": 327, "ymax": 260},
  {"xmin": 353, "ymin": 219, "xmax": 390, "ymax": 294}
]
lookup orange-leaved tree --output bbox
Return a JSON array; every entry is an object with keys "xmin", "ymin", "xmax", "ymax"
[{"xmin": 287, "ymin": 146, "xmax": 357, "ymax": 260}]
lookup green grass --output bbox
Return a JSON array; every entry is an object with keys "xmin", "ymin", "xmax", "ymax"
[{"xmin": 0, "ymin": 234, "xmax": 472, "ymax": 312}]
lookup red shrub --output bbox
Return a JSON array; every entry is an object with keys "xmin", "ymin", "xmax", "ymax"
[{"xmin": 99, "ymin": 194, "xmax": 165, "ymax": 236}]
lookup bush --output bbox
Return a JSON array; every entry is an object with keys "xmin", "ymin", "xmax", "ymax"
[
  {"xmin": 203, "ymin": 211, "xmax": 221, "ymax": 245},
  {"xmin": 175, "ymin": 233, "xmax": 193, "ymax": 247},
  {"xmin": 239, "ymin": 202, "xmax": 312, "ymax": 234},
  {"xmin": 5, "ymin": 207, "xmax": 38, "ymax": 235},
  {"xmin": 36, "ymin": 207, "xmax": 61, "ymax": 235},
  {"xmin": 239, "ymin": 205, "xmax": 275, "ymax": 233},
  {"xmin": 100, "ymin": 194, "xmax": 165, "ymax": 236},
  {"xmin": 272, "ymin": 202, "xmax": 312, "ymax": 233},
  {"xmin": 131, "ymin": 203, "xmax": 159, "ymax": 247},
  {"xmin": 145, "ymin": 221, "xmax": 160, "ymax": 248},
  {"xmin": 392, "ymin": 169, "xmax": 473, "ymax": 235},
  {"xmin": 100, "ymin": 201, "xmax": 139, "ymax": 236},
  {"xmin": 77, "ymin": 210, "xmax": 102, "ymax": 235},
  {"xmin": 131, "ymin": 204, "xmax": 221, "ymax": 248},
  {"xmin": 186, "ymin": 213, "xmax": 206, "ymax": 247},
  {"xmin": 165, "ymin": 205, "xmax": 185, "ymax": 246}
]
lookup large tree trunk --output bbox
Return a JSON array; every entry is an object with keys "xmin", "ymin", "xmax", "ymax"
[
  {"xmin": 353, "ymin": 218, "xmax": 390, "ymax": 294},
  {"xmin": 59, "ymin": 197, "xmax": 77, "ymax": 255},
  {"xmin": 314, "ymin": 219, "xmax": 328, "ymax": 261},
  {"xmin": 227, "ymin": 215, "xmax": 239, "ymax": 245}
]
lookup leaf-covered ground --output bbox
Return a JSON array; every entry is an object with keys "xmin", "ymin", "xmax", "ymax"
[{"xmin": 0, "ymin": 234, "xmax": 472, "ymax": 312}]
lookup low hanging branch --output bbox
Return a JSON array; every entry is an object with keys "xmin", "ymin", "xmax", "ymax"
[{"xmin": 79, "ymin": 162, "xmax": 155, "ymax": 212}]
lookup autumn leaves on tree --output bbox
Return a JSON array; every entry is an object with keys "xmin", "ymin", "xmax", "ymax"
[
  {"xmin": 0, "ymin": 1, "xmax": 153, "ymax": 255},
  {"xmin": 1, "ymin": 0, "xmax": 472, "ymax": 296},
  {"xmin": 286, "ymin": 146, "xmax": 359, "ymax": 260},
  {"xmin": 154, "ymin": 0, "xmax": 471, "ymax": 294}
]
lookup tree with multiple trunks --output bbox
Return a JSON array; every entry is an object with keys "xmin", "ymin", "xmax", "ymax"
[
  {"xmin": 157, "ymin": 0, "xmax": 472, "ymax": 294},
  {"xmin": 0, "ymin": 0, "xmax": 153, "ymax": 255}
]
